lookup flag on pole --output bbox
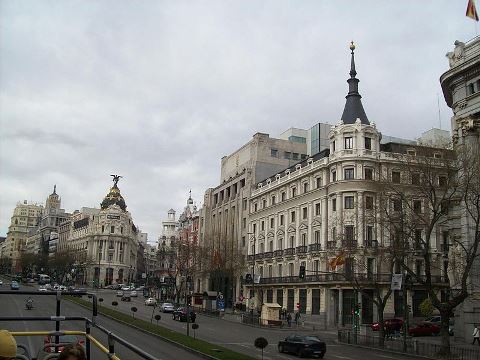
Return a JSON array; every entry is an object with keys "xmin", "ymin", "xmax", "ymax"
[
  {"xmin": 329, "ymin": 251, "xmax": 345, "ymax": 270},
  {"xmin": 466, "ymin": 0, "xmax": 479, "ymax": 21}
]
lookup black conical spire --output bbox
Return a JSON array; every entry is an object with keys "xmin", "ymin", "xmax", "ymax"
[{"xmin": 341, "ymin": 42, "xmax": 369, "ymax": 125}]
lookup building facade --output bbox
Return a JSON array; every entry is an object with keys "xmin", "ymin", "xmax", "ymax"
[
  {"xmin": 245, "ymin": 44, "xmax": 452, "ymax": 328},
  {"xmin": 441, "ymin": 37, "xmax": 480, "ymax": 341}
]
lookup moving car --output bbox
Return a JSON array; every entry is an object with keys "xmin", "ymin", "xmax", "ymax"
[
  {"xmin": 278, "ymin": 334, "xmax": 327, "ymax": 358},
  {"xmin": 408, "ymin": 323, "xmax": 440, "ymax": 337},
  {"xmin": 44, "ymin": 334, "xmax": 84, "ymax": 353},
  {"xmin": 121, "ymin": 294, "xmax": 131, "ymax": 302},
  {"xmin": 145, "ymin": 298, "xmax": 157, "ymax": 306},
  {"xmin": 370, "ymin": 318, "xmax": 404, "ymax": 332},
  {"xmin": 10, "ymin": 281, "xmax": 20, "ymax": 290},
  {"xmin": 172, "ymin": 307, "xmax": 196, "ymax": 322},
  {"xmin": 38, "ymin": 286, "xmax": 48, "ymax": 292},
  {"xmin": 130, "ymin": 290, "xmax": 138, "ymax": 297},
  {"xmin": 116, "ymin": 290, "xmax": 124, "ymax": 297},
  {"xmin": 0, "ymin": 279, "xmax": 3, "ymax": 286},
  {"xmin": 160, "ymin": 302, "xmax": 175, "ymax": 313}
]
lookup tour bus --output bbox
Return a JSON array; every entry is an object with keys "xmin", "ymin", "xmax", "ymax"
[{"xmin": 38, "ymin": 274, "xmax": 51, "ymax": 285}]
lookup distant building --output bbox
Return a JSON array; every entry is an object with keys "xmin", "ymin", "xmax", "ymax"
[
  {"xmin": 307, "ymin": 123, "xmax": 332, "ymax": 155},
  {"xmin": 4, "ymin": 200, "xmax": 43, "ymax": 272}
]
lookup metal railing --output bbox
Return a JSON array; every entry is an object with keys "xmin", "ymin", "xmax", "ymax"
[
  {"xmin": 338, "ymin": 330, "xmax": 480, "ymax": 360},
  {"xmin": 0, "ymin": 290, "xmax": 161, "ymax": 360}
]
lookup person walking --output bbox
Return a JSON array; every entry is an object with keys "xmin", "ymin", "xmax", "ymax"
[
  {"xmin": 295, "ymin": 311, "xmax": 301, "ymax": 326},
  {"xmin": 286, "ymin": 312, "xmax": 292, "ymax": 327},
  {"xmin": 473, "ymin": 325, "xmax": 480, "ymax": 345}
]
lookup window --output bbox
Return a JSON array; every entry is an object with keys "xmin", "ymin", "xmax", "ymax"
[
  {"xmin": 301, "ymin": 154, "xmax": 307, "ymax": 160},
  {"xmin": 242, "ymin": 218, "xmax": 246, "ymax": 229},
  {"xmin": 345, "ymin": 225, "xmax": 355, "ymax": 242},
  {"xmin": 262, "ymin": 199, "xmax": 266, "ymax": 208},
  {"xmin": 301, "ymin": 233, "xmax": 306, "ymax": 246},
  {"xmin": 291, "ymin": 187, "xmax": 297, "ymax": 197},
  {"xmin": 315, "ymin": 203, "xmax": 321, "ymax": 216},
  {"xmin": 293, "ymin": 153, "xmax": 299, "ymax": 160},
  {"xmin": 289, "ymin": 236, "xmax": 295, "ymax": 248},
  {"xmin": 411, "ymin": 173, "xmax": 420, "ymax": 185},
  {"xmin": 280, "ymin": 214, "xmax": 284, "ymax": 225},
  {"xmin": 439, "ymin": 176, "xmax": 447, "ymax": 187},
  {"xmin": 261, "ymin": 221, "xmax": 265, "ymax": 231},
  {"xmin": 271, "ymin": 195, "xmax": 276, "ymax": 205},
  {"xmin": 366, "ymin": 226, "xmax": 373, "ymax": 243},
  {"xmin": 316, "ymin": 177, "xmax": 322, "ymax": 188},
  {"xmin": 284, "ymin": 151, "xmax": 291, "ymax": 159},
  {"xmin": 278, "ymin": 238, "xmax": 283, "ymax": 250},
  {"xmin": 332, "ymin": 170, "xmax": 337, "ymax": 182},
  {"xmin": 344, "ymin": 136, "xmax": 353, "ymax": 149},
  {"xmin": 407, "ymin": 149, "xmax": 416, "ymax": 156},
  {"xmin": 303, "ymin": 182, "xmax": 308, "ymax": 193},
  {"xmin": 110, "ymin": 226, "xmax": 115, "ymax": 234},
  {"xmin": 289, "ymin": 263, "xmax": 294, "ymax": 276},
  {"xmin": 253, "ymin": 223, "xmax": 257, "ymax": 233},
  {"xmin": 268, "ymin": 265, "xmax": 272, "ymax": 277},
  {"xmin": 365, "ymin": 168, "xmax": 373, "ymax": 180},
  {"xmin": 415, "ymin": 229, "xmax": 422, "ymax": 249},
  {"xmin": 242, "ymin": 236, "xmax": 245, "ymax": 247},
  {"xmin": 120, "ymin": 226, "xmax": 123, "ymax": 234},
  {"xmin": 365, "ymin": 137, "xmax": 372, "ymax": 150},
  {"xmin": 278, "ymin": 264, "xmax": 283, "ymax": 277},
  {"xmin": 332, "ymin": 198, "xmax": 337, "ymax": 211},
  {"xmin": 344, "ymin": 196, "xmax": 354, "ymax": 209},
  {"xmin": 392, "ymin": 199, "xmax": 402, "ymax": 211},
  {"xmin": 314, "ymin": 260, "xmax": 319, "ymax": 273},
  {"xmin": 269, "ymin": 241, "xmax": 273, "ymax": 252},
  {"xmin": 243, "ymin": 199, "xmax": 247, "ymax": 210},
  {"xmin": 416, "ymin": 260, "xmax": 423, "ymax": 276},
  {"xmin": 291, "ymin": 211, "xmax": 296, "ymax": 222},
  {"xmin": 302, "ymin": 207, "xmax": 308, "ymax": 219},
  {"xmin": 271, "ymin": 148, "xmax": 278, "ymax": 157},
  {"xmin": 270, "ymin": 218, "xmax": 274, "ymax": 228},
  {"xmin": 434, "ymin": 152, "xmax": 442, "ymax": 159},
  {"xmin": 314, "ymin": 230, "xmax": 320, "ymax": 244},
  {"xmin": 365, "ymin": 196, "xmax": 373, "ymax": 210},
  {"xmin": 367, "ymin": 258, "xmax": 375, "ymax": 279},
  {"xmin": 281, "ymin": 192, "xmax": 286, "ymax": 201},
  {"xmin": 344, "ymin": 168, "xmax": 354, "ymax": 180},
  {"xmin": 413, "ymin": 200, "xmax": 422, "ymax": 214},
  {"xmin": 254, "ymin": 203, "xmax": 258, "ymax": 212},
  {"xmin": 392, "ymin": 171, "xmax": 401, "ymax": 183},
  {"xmin": 332, "ymin": 141, "xmax": 336, "ymax": 151},
  {"xmin": 468, "ymin": 83, "xmax": 475, "ymax": 95},
  {"xmin": 441, "ymin": 200, "xmax": 449, "ymax": 215},
  {"xmin": 102, "ymin": 225, "xmax": 105, "ymax": 233}
]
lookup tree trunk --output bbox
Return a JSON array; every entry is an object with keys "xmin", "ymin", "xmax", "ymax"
[
  {"xmin": 378, "ymin": 308, "xmax": 385, "ymax": 348},
  {"xmin": 439, "ymin": 310, "xmax": 452, "ymax": 357}
]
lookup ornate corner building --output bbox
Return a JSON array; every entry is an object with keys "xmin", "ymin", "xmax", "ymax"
[{"xmin": 245, "ymin": 44, "xmax": 453, "ymax": 328}]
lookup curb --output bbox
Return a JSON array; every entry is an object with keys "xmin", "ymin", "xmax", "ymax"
[
  {"xmin": 336, "ymin": 340, "xmax": 436, "ymax": 359},
  {"xmin": 66, "ymin": 298, "xmax": 231, "ymax": 360}
]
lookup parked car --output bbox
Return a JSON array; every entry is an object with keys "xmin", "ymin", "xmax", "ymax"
[
  {"xmin": 424, "ymin": 316, "xmax": 454, "ymax": 336},
  {"xmin": 44, "ymin": 283, "xmax": 52, "ymax": 290},
  {"xmin": 278, "ymin": 334, "xmax": 327, "ymax": 358},
  {"xmin": 121, "ymin": 294, "xmax": 131, "ymax": 302},
  {"xmin": 0, "ymin": 279, "xmax": 3, "ymax": 286},
  {"xmin": 130, "ymin": 290, "xmax": 137, "ymax": 297},
  {"xmin": 160, "ymin": 302, "xmax": 175, "ymax": 313},
  {"xmin": 38, "ymin": 286, "xmax": 48, "ymax": 292},
  {"xmin": 116, "ymin": 290, "xmax": 124, "ymax": 297},
  {"xmin": 10, "ymin": 281, "xmax": 20, "ymax": 290},
  {"xmin": 172, "ymin": 307, "xmax": 196, "ymax": 322},
  {"xmin": 408, "ymin": 323, "xmax": 440, "ymax": 337},
  {"xmin": 145, "ymin": 298, "xmax": 157, "ymax": 306},
  {"xmin": 73, "ymin": 288, "xmax": 86, "ymax": 297},
  {"xmin": 370, "ymin": 318, "xmax": 404, "ymax": 332},
  {"xmin": 121, "ymin": 286, "xmax": 131, "ymax": 291},
  {"xmin": 44, "ymin": 334, "xmax": 84, "ymax": 353}
]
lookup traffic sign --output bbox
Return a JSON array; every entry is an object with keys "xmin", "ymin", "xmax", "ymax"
[{"xmin": 217, "ymin": 298, "xmax": 225, "ymax": 311}]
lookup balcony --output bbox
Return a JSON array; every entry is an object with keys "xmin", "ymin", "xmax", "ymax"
[
  {"xmin": 342, "ymin": 241, "xmax": 358, "ymax": 249},
  {"xmin": 296, "ymin": 245, "xmax": 307, "ymax": 254},
  {"xmin": 365, "ymin": 240, "xmax": 378, "ymax": 248},
  {"xmin": 274, "ymin": 250, "xmax": 284, "ymax": 257},
  {"xmin": 309, "ymin": 243, "xmax": 322, "ymax": 252},
  {"xmin": 326, "ymin": 241, "xmax": 336, "ymax": 250},
  {"xmin": 256, "ymin": 272, "xmax": 393, "ymax": 285},
  {"xmin": 263, "ymin": 251, "xmax": 273, "ymax": 258},
  {"xmin": 284, "ymin": 248, "xmax": 295, "ymax": 256}
]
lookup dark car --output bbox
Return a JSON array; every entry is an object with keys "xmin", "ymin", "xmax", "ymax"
[
  {"xmin": 278, "ymin": 334, "xmax": 326, "ymax": 358},
  {"xmin": 370, "ymin": 318, "xmax": 404, "ymax": 332},
  {"xmin": 172, "ymin": 307, "xmax": 196, "ymax": 322},
  {"xmin": 408, "ymin": 322, "xmax": 440, "ymax": 337},
  {"xmin": 121, "ymin": 294, "xmax": 131, "ymax": 302}
]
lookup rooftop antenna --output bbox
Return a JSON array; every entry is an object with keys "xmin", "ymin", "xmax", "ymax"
[{"xmin": 437, "ymin": 93, "xmax": 442, "ymax": 129}]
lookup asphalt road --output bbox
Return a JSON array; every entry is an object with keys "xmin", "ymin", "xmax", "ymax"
[
  {"xmin": 0, "ymin": 282, "xmax": 203, "ymax": 360},
  {"xmin": 92, "ymin": 288, "xmax": 427, "ymax": 360}
]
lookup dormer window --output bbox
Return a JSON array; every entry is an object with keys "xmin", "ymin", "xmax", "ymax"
[
  {"xmin": 365, "ymin": 137, "xmax": 372, "ymax": 150},
  {"xmin": 344, "ymin": 137, "xmax": 353, "ymax": 149}
]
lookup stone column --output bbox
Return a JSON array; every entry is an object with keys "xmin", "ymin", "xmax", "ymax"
[
  {"xmin": 358, "ymin": 191, "xmax": 364, "ymax": 247},
  {"xmin": 336, "ymin": 193, "xmax": 343, "ymax": 247},
  {"xmin": 338, "ymin": 289, "xmax": 344, "ymax": 326},
  {"xmin": 322, "ymin": 196, "xmax": 328, "ymax": 249},
  {"xmin": 308, "ymin": 201, "xmax": 313, "ymax": 246}
]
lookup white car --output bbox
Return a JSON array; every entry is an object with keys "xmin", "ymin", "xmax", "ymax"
[
  {"xmin": 44, "ymin": 284, "xmax": 52, "ymax": 290},
  {"xmin": 121, "ymin": 286, "xmax": 131, "ymax": 291},
  {"xmin": 160, "ymin": 302, "xmax": 175, "ymax": 313},
  {"xmin": 145, "ymin": 297, "xmax": 157, "ymax": 306},
  {"xmin": 38, "ymin": 286, "xmax": 48, "ymax": 292},
  {"xmin": 0, "ymin": 280, "xmax": 3, "ymax": 286},
  {"xmin": 130, "ymin": 290, "xmax": 138, "ymax": 297}
]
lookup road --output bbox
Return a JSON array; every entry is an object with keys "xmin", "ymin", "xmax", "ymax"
[
  {"xmin": 90, "ymin": 288, "xmax": 427, "ymax": 360},
  {"xmin": 0, "ymin": 282, "xmax": 203, "ymax": 360}
]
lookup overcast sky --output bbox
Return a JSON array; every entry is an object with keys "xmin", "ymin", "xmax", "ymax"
[{"xmin": 0, "ymin": 1, "xmax": 476, "ymax": 242}]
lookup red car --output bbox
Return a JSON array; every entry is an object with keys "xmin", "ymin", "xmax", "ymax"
[
  {"xmin": 408, "ymin": 322, "xmax": 440, "ymax": 337},
  {"xmin": 370, "ymin": 318, "xmax": 404, "ymax": 332},
  {"xmin": 44, "ymin": 334, "xmax": 84, "ymax": 352}
]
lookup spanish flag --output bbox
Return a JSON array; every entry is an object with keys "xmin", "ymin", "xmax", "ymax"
[
  {"xmin": 329, "ymin": 251, "xmax": 345, "ymax": 270},
  {"xmin": 466, "ymin": 0, "xmax": 479, "ymax": 21}
]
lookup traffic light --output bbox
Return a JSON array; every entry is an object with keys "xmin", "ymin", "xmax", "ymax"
[
  {"xmin": 355, "ymin": 303, "xmax": 361, "ymax": 316},
  {"xmin": 299, "ymin": 265, "xmax": 306, "ymax": 279},
  {"xmin": 245, "ymin": 273, "xmax": 252, "ymax": 283},
  {"xmin": 187, "ymin": 295, "xmax": 192, "ymax": 306}
]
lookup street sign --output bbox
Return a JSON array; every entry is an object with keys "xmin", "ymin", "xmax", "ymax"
[
  {"xmin": 391, "ymin": 274, "xmax": 403, "ymax": 290},
  {"xmin": 217, "ymin": 298, "xmax": 225, "ymax": 311}
]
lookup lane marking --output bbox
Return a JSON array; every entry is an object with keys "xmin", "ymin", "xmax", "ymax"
[
  {"xmin": 331, "ymin": 356, "xmax": 354, "ymax": 359},
  {"xmin": 377, "ymin": 356, "xmax": 396, "ymax": 359}
]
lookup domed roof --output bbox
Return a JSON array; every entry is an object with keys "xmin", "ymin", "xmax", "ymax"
[{"xmin": 100, "ymin": 184, "xmax": 127, "ymax": 211}]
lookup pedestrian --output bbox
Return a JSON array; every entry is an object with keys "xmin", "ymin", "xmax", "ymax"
[
  {"xmin": 286, "ymin": 312, "xmax": 292, "ymax": 327},
  {"xmin": 295, "ymin": 311, "xmax": 301, "ymax": 326},
  {"xmin": 58, "ymin": 343, "xmax": 86, "ymax": 360},
  {"xmin": 0, "ymin": 329, "xmax": 17, "ymax": 360},
  {"xmin": 473, "ymin": 324, "xmax": 480, "ymax": 346}
]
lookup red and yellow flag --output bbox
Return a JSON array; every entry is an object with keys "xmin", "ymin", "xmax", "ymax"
[
  {"xmin": 466, "ymin": 0, "xmax": 479, "ymax": 21},
  {"xmin": 329, "ymin": 251, "xmax": 345, "ymax": 270}
]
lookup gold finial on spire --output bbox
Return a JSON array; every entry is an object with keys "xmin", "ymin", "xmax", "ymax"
[{"xmin": 350, "ymin": 41, "xmax": 355, "ymax": 52}]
